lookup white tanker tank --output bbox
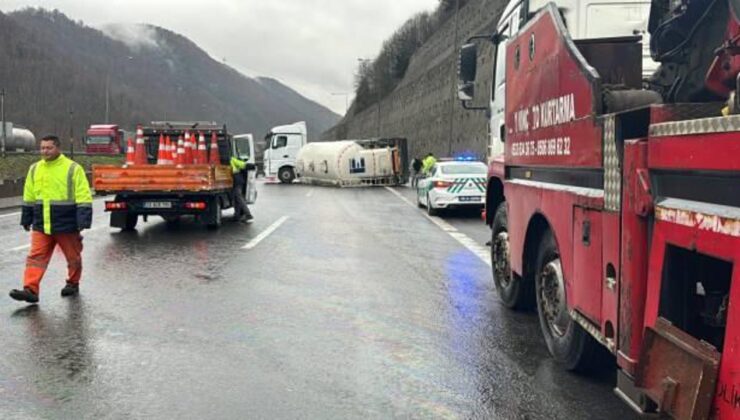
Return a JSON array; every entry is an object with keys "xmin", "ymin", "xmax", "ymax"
[
  {"xmin": 296, "ymin": 138, "xmax": 409, "ymax": 187},
  {"xmin": 1, "ymin": 123, "xmax": 36, "ymax": 151}
]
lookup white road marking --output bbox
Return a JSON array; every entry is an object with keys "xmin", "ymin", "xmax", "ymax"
[
  {"xmin": 0, "ymin": 211, "xmax": 21, "ymax": 219},
  {"xmin": 306, "ymin": 189, "xmax": 314, "ymax": 197},
  {"xmin": 3, "ymin": 223, "xmax": 109, "ymax": 253},
  {"xmin": 0, "ymin": 196, "xmax": 109, "ymax": 221},
  {"xmin": 385, "ymin": 187, "xmax": 491, "ymax": 266},
  {"xmin": 9, "ymin": 244, "xmax": 30, "ymax": 252},
  {"xmin": 242, "ymin": 216, "xmax": 289, "ymax": 250}
]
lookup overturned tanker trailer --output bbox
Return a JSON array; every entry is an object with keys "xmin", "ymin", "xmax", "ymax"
[{"xmin": 296, "ymin": 138, "xmax": 408, "ymax": 187}]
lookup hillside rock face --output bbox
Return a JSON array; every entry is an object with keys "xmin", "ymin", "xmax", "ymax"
[
  {"xmin": 322, "ymin": 0, "xmax": 506, "ymax": 160},
  {"xmin": 0, "ymin": 9, "xmax": 338, "ymax": 146}
]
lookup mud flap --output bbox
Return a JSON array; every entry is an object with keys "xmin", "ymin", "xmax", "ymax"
[
  {"xmin": 635, "ymin": 317, "xmax": 721, "ymax": 419},
  {"xmin": 110, "ymin": 211, "xmax": 128, "ymax": 228}
]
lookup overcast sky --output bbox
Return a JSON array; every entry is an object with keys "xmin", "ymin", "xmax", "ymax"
[{"xmin": 1, "ymin": 0, "xmax": 439, "ymax": 116}]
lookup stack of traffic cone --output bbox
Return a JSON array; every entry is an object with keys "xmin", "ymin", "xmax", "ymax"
[
  {"xmin": 191, "ymin": 133, "xmax": 200, "ymax": 164},
  {"xmin": 162, "ymin": 136, "xmax": 170, "ymax": 165},
  {"xmin": 133, "ymin": 125, "xmax": 148, "ymax": 165},
  {"xmin": 184, "ymin": 131, "xmax": 194, "ymax": 164},
  {"xmin": 176, "ymin": 136, "xmax": 185, "ymax": 165},
  {"xmin": 168, "ymin": 136, "xmax": 176, "ymax": 164},
  {"xmin": 125, "ymin": 138, "xmax": 135, "ymax": 165},
  {"xmin": 208, "ymin": 132, "xmax": 220, "ymax": 165},
  {"xmin": 195, "ymin": 132, "xmax": 207, "ymax": 164},
  {"xmin": 156, "ymin": 134, "xmax": 167, "ymax": 165}
]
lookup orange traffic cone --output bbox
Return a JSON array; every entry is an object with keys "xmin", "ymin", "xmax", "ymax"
[
  {"xmin": 187, "ymin": 133, "xmax": 196, "ymax": 164},
  {"xmin": 196, "ymin": 132, "xmax": 207, "ymax": 164},
  {"xmin": 185, "ymin": 131, "xmax": 195, "ymax": 164},
  {"xmin": 156, "ymin": 134, "xmax": 166, "ymax": 165},
  {"xmin": 162, "ymin": 136, "xmax": 170, "ymax": 165},
  {"xmin": 133, "ymin": 125, "xmax": 148, "ymax": 165},
  {"xmin": 209, "ymin": 131, "xmax": 220, "ymax": 165},
  {"xmin": 125, "ymin": 138, "xmax": 135, "ymax": 165},
  {"xmin": 165, "ymin": 136, "xmax": 177, "ymax": 165},
  {"xmin": 176, "ymin": 136, "xmax": 185, "ymax": 165}
]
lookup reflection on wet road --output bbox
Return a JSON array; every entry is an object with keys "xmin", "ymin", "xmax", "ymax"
[{"xmin": 0, "ymin": 182, "xmax": 636, "ymax": 419}]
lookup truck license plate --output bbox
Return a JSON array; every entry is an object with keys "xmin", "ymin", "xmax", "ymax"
[
  {"xmin": 459, "ymin": 196, "xmax": 481, "ymax": 202},
  {"xmin": 143, "ymin": 201, "xmax": 172, "ymax": 209}
]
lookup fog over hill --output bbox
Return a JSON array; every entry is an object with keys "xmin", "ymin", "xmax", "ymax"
[{"xmin": 0, "ymin": 8, "xmax": 339, "ymax": 145}]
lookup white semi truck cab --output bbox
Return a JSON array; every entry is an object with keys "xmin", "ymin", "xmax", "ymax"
[{"xmin": 263, "ymin": 121, "xmax": 307, "ymax": 184}]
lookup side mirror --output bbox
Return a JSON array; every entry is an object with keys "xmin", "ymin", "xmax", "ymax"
[
  {"xmin": 490, "ymin": 32, "xmax": 509, "ymax": 46},
  {"xmin": 458, "ymin": 43, "xmax": 478, "ymax": 101}
]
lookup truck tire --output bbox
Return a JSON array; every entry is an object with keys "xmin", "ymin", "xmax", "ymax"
[
  {"xmin": 207, "ymin": 199, "xmax": 222, "ymax": 230},
  {"xmin": 491, "ymin": 202, "xmax": 533, "ymax": 310},
  {"xmin": 278, "ymin": 167, "xmax": 295, "ymax": 184},
  {"xmin": 123, "ymin": 213, "xmax": 138, "ymax": 231},
  {"xmin": 534, "ymin": 230, "xmax": 601, "ymax": 371}
]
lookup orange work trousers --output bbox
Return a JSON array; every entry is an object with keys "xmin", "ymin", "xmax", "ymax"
[{"xmin": 23, "ymin": 231, "xmax": 83, "ymax": 294}]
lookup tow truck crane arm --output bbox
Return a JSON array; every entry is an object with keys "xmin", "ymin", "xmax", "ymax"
[{"xmin": 648, "ymin": 0, "xmax": 740, "ymax": 103}]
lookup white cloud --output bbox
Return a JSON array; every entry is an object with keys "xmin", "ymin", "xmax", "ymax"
[
  {"xmin": 101, "ymin": 23, "xmax": 160, "ymax": 51},
  {"xmin": 1, "ymin": 0, "xmax": 439, "ymax": 115}
]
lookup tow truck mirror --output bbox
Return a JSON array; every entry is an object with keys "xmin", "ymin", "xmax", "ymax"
[
  {"xmin": 490, "ymin": 32, "xmax": 508, "ymax": 46},
  {"xmin": 458, "ymin": 43, "xmax": 478, "ymax": 101}
]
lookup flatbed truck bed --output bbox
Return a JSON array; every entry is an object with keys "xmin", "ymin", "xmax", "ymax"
[{"xmin": 93, "ymin": 163, "xmax": 235, "ymax": 230}]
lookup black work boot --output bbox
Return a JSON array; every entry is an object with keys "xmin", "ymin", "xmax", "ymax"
[
  {"xmin": 61, "ymin": 283, "xmax": 79, "ymax": 298},
  {"xmin": 9, "ymin": 287, "xmax": 39, "ymax": 303}
]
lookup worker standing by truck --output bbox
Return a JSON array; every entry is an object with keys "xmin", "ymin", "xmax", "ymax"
[
  {"xmin": 230, "ymin": 155, "xmax": 253, "ymax": 223},
  {"xmin": 410, "ymin": 157, "xmax": 422, "ymax": 187},
  {"xmin": 9, "ymin": 135, "xmax": 93, "ymax": 303},
  {"xmin": 421, "ymin": 153, "xmax": 436, "ymax": 175}
]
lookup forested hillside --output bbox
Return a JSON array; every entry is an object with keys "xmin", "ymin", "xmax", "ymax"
[
  {"xmin": 0, "ymin": 8, "xmax": 339, "ymax": 146},
  {"xmin": 352, "ymin": 0, "xmax": 470, "ymax": 114}
]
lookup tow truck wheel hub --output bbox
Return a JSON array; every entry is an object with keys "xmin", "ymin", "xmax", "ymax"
[{"xmin": 540, "ymin": 259, "xmax": 568, "ymax": 338}]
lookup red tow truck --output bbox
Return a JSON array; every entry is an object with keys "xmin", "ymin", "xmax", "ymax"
[
  {"xmin": 458, "ymin": 0, "xmax": 740, "ymax": 417},
  {"xmin": 84, "ymin": 124, "xmax": 129, "ymax": 154}
]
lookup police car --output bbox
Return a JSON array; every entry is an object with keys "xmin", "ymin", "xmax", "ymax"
[{"xmin": 416, "ymin": 159, "xmax": 487, "ymax": 215}]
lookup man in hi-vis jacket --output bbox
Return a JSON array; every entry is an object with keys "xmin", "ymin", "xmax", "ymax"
[{"xmin": 9, "ymin": 135, "xmax": 93, "ymax": 303}]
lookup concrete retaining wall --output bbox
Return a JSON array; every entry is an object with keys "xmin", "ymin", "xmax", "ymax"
[
  {"xmin": 0, "ymin": 178, "xmax": 25, "ymax": 199},
  {"xmin": 322, "ymin": 0, "xmax": 507, "ymax": 161}
]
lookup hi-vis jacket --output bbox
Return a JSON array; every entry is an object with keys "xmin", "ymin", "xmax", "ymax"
[
  {"xmin": 21, "ymin": 155, "xmax": 93, "ymax": 234},
  {"xmin": 422, "ymin": 155, "xmax": 437, "ymax": 174},
  {"xmin": 230, "ymin": 156, "xmax": 246, "ymax": 174}
]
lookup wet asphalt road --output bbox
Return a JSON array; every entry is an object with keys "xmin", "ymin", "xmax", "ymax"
[{"xmin": 0, "ymin": 181, "xmax": 637, "ymax": 419}]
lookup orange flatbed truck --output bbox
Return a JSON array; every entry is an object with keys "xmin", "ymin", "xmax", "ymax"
[{"xmin": 92, "ymin": 122, "xmax": 250, "ymax": 230}]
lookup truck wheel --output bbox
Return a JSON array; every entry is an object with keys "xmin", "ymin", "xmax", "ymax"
[
  {"xmin": 426, "ymin": 193, "xmax": 437, "ymax": 216},
  {"xmin": 207, "ymin": 199, "xmax": 222, "ymax": 230},
  {"xmin": 535, "ymin": 230, "xmax": 600, "ymax": 371},
  {"xmin": 123, "ymin": 213, "xmax": 138, "ymax": 231},
  {"xmin": 278, "ymin": 167, "xmax": 295, "ymax": 184},
  {"xmin": 491, "ymin": 202, "xmax": 533, "ymax": 310}
]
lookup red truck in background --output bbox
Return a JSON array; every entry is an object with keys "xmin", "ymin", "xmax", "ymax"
[
  {"xmin": 85, "ymin": 124, "xmax": 129, "ymax": 154},
  {"xmin": 458, "ymin": 0, "xmax": 740, "ymax": 418}
]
